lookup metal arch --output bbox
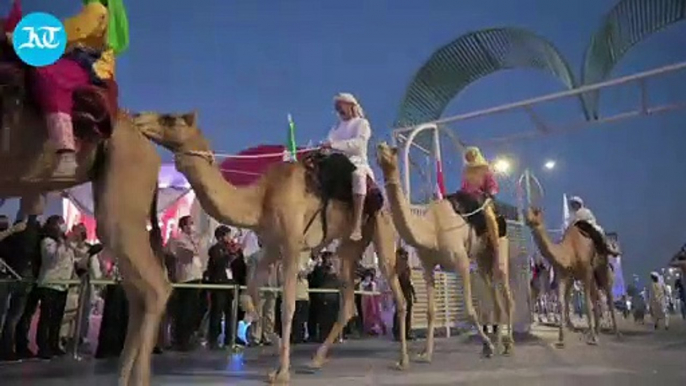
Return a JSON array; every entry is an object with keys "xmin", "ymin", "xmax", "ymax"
[
  {"xmin": 394, "ymin": 27, "xmax": 586, "ymax": 143},
  {"xmin": 400, "ymin": 123, "xmax": 438, "ymax": 197},
  {"xmin": 581, "ymin": 0, "xmax": 686, "ymax": 119}
]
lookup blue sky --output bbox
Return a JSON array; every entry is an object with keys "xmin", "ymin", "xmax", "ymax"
[{"xmin": 3, "ymin": 0, "xmax": 686, "ymax": 280}]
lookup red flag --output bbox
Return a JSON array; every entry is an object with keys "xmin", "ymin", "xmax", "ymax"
[{"xmin": 5, "ymin": 0, "xmax": 22, "ymax": 33}]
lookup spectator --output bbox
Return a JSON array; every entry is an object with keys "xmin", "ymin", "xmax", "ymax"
[
  {"xmin": 675, "ymin": 277, "xmax": 685, "ymax": 319},
  {"xmin": 13, "ymin": 215, "xmax": 45, "ymax": 360},
  {"xmin": 228, "ymin": 236, "xmax": 247, "ymax": 345},
  {"xmin": 292, "ymin": 251, "xmax": 315, "ymax": 344},
  {"xmin": 35, "ymin": 215, "xmax": 75, "ymax": 359},
  {"xmin": 393, "ymin": 248, "xmax": 415, "ymax": 341},
  {"xmin": 317, "ymin": 252, "xmax": 340, "ymax": 342},
  {"xmin": 246, "ymin": 237, "xmax": 277, "ymax": 346},
  {"xmin": 166, "ymin": 216, "xmax": 203, "ymax": 351},
  {"xmin": 307, "ymin": 253, "xmax": 326, "ymax": 343},
  {"xmin": 206, "ymin": 226, "xmax": 238, "ymax": 350},
  {"xmin": 0, "ymin": 215, "xmax": 30, "ymax": 361}
]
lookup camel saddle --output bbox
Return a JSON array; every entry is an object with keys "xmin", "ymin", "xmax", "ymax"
[
  {"xmin": 445, "ymin": 190, "xmax": 507, "ymax": 237},
  {"xmin": 0, "ymin": 42, "xmax": 117, "ymax": 141},
  {"xmin": 302, "ymin": 151, "xmax": 384, "ymax": 216},
  {"xmin": 573, "ymin": 221, "xmax": 613, "ymax": 257}
]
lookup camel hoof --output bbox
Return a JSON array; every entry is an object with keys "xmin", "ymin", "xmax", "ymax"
[
  {"xmin": 502, "ymin": 341, "xmax": 514, "ymax": 356},
  {"xmin": 481, "ymin": 342, "xmax": 495, "ymax": 358},
  {"xmin": 305, "ymin": 356, "xmax": 325, "ymax": 371},
  {"xmin": 586, "ymin": 336, "xmax": 599, "ymax": 346},
  {"xmin": 267, "ymin": 367, "xmax": 290, "ymax": 385},
  {"xmin": 554, "ymin": 341, "xmax": 565, "ymax": 349},
  {"xmin": 415, "ymin": 352, "xmax": 433, "ymax": 363},
  {"xmin": 393, "ymin": 357, "xmax": 410, "ymax": 371}
]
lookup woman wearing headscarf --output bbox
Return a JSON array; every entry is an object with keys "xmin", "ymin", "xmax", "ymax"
[
  {"xmin": 322, "ymin": 93, "xmax": 374, "ymax": 241},
  {"xmin": 28, "ymin": 0, "xmax": 129, "ymax": 178},
  {"xmin": 459, "ymin": 147, "xmax": 504, "ymax": 276}
]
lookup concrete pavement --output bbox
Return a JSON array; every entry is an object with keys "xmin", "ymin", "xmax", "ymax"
[{"xmin": 1, "ymin": 316, "xmax": 685, "ymax": 385}]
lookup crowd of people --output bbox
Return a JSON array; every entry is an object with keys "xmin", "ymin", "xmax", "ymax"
[{"xmin": 0, "ymin": 212, "xmax": 418, "ymax": 362}]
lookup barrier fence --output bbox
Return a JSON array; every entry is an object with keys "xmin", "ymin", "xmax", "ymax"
[{"xmin": 0, "ymin": 275, "xmax": 390, "ymax": 361}]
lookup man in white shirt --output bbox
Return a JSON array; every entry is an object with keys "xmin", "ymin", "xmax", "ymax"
[
  {"xmin": 567, "ymin": 196, "xmax": 618, "ymax": 256},
  {"xmin": 323, "ymin": 93, "xmax": 374, "ymax": 241},
  {"xmin": 166, "ymin": 215, "xmax": 203, "ymax": 350}
]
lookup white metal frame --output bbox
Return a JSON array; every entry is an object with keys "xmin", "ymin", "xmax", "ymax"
[{"xmin": 392, "ymin": 61, "xmax": 686, "ymax": 200}]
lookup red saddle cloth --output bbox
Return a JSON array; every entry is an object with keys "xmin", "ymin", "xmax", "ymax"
[
  {"xmin": 0, "ymin": 42, "xmax": 117, "ymax": 140},
  {"xmin": 220, "ymin": 145, "xmax": 383, "ymax": 215}
]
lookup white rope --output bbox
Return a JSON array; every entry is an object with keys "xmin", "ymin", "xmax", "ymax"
[
  {"xmin": 211, "ymin": 146, "xmax": 322, "ymax": 159},
  {"xmin": 460, "ymin": 197, "xmax": 492, "ymax": 218}
]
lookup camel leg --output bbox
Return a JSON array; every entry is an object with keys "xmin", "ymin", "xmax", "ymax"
[
  {"xmin": 497, "ymin": 274, "xmax": 515, "ymax": 355},
  {"xmin": 310, "ymin": 240, "xmax": 363, "ymax": 369},
  {"xmin": 604, "ymin": 284, "xmax": 620, "ymax": 339},
  {"xmin": 372, "ymin": 211, "xmax": 410, "ymax": 369},
  {"xmin": 564, "ymin": 280, "xmax": 574, "ymax": 331},
  {"xmin": 554, "ymin": 277, "xmax": 568, "ymax": 348},
  {"xmin": 416, "ymin": 254, "xmax": 436, "ymax": 363},
  {"xmin": 590, "ymin": 282, "xmax": 602, "ymax": 336},
  {"xmin": 268, "ymin": 240, "xmax": 299, "ymax": 384},
  {"xmin": 582, "ymin": 275, "xmax": 599, "ymax": 345},
  {"xmin": 450, "ymin": 247, "xmax": 494, "ymax": 357},
  {"xmin": 117, "ymin": 280, "xmax": 145, "ymax": 386}
]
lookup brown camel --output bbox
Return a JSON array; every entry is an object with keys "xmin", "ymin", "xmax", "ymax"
[
  {"xmin": 375, "ymin": 142, "xmax": 514, "ymax": 358},
  {"xmin": 524, "ymin": 207, "xmax": 619, "ymax": 347},
  {"xmin": 133, "ymin": 112, "xmax": 409, "ymax": 384},
  {"xmin": 0, "ymin": 99, "xmax": 170, "ymax": 386}
]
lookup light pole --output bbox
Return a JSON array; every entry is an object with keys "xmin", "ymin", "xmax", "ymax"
[{"xmin": 492, "ymin": 157, "xmax": 556, "ymax": 218}]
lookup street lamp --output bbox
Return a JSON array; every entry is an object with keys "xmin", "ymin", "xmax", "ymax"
[
  {"xmin": 493, "ymin": 158, "xmax": 512, "ymax": 175},
  {"xmin": 544, "ymin": 160, "xmax": 556, "ymax": 170}
]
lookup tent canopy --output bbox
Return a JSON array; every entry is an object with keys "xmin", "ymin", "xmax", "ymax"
[{"xmin": 65, "ymin": 163, "xmax": 192, "ymax": 216}]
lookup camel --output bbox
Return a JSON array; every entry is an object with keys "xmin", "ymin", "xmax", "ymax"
[
  {"xmin": 524, "ymin": 207, "xmax": 619, "ymax": 347},
  {"xmin": 133, "ymin": 111, "xmax": 409, "ymax": 384},
  {"xmin": 375, "ymin": 142, "xmax": 514, "ymax": 358},
  {"xmin": 0, "ymin": 89, "xmax": 171, "ymax": 386},
  {"xmin": 669, "ymin": 244, "xmax": 686, "ymax": 276}
]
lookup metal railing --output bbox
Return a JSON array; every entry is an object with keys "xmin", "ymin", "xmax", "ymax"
[{"xmin": 0, "ymin": 275, "xmax": 387, "ymax": 361}]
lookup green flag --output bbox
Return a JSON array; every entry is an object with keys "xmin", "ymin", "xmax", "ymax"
[{"xmin": 286, "ymin": 113, "xmax": 297, "ymax": 162}]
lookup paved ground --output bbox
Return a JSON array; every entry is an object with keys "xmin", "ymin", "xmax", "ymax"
[{"xmin": 2, "ymin": 317, "xmax": 685, "ymax": 385}]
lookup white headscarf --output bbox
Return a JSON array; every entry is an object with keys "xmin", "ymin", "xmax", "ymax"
[
  {"xmin": 569, "ymin": 196, "xmax": 584, "ymax": 207},
  {"xmin": 334, "ymin": 92, "xmax": 365, "ymax": 118}
]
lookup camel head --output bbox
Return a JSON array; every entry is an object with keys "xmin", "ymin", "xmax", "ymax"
[
  {"xmin": 525, "ymin": 207, "xmax": 545, "ymax": 228},
  {"xmin": 133, "ymin": 111, "xmax": 211, "ymax": 155},
  {"xmin": 376, "ymin": 142, "xmax": 400, "ymax": 179}
]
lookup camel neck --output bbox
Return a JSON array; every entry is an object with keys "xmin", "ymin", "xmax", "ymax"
[{"xmin": 175, "ymin": 153, "xmax": 264, "ymax": 229}]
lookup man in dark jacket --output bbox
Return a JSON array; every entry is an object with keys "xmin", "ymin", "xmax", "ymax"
[
  {"xmin": 0, "ymin": 215, "xmax": 39, "ymax": 361},
  {"xmin": 206, "ymin": 226, "xmax": 242, "ymax": 349}
]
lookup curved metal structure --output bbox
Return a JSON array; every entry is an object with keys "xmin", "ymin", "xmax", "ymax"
[
  {"xmin": 582, "ymin": 0, "xmax": 686, "ymax": 118},
  {"xmin": 394, "ymin": 27, "xmax": 585, "ymax": 133}
]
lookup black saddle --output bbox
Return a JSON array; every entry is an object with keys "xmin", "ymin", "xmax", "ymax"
[
  {"xmin": 302, "ymin": 151, "xmax": 383, "ymax": 216},
  {"xmin": 574, "ymin": 221, "xmax": 611, "ymax": 256},
  {"xmin": 445, "ymin": 191, "xmax": 507, "ymax": 237}
]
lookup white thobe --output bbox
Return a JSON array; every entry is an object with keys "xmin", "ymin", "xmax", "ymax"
[{"xmin": 327, "ymin": 117, "xmax": 375, "ymax": 181}]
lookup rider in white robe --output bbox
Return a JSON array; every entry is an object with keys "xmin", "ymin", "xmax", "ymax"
[
  {"xmin": 567, "ymin": 196, "xmax": 618, "ymax": 255},
  {"xmin": 324, "ymin": 93, "xmax": 374, "ymax": 241}
]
